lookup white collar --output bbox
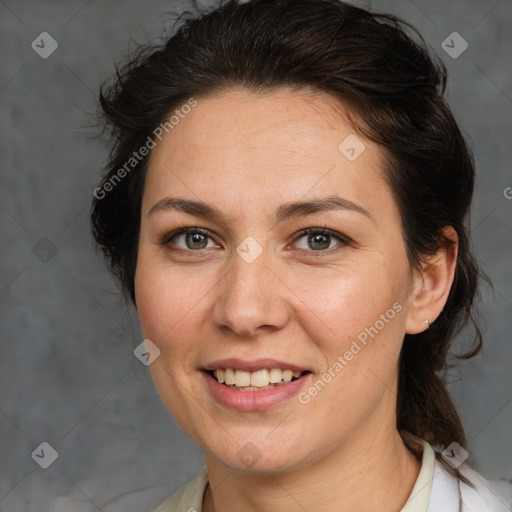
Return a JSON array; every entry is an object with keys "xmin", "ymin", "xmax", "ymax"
[
  {"xmin": 401, "ymin": 436, "xmax": 511, "ymax": 512},
  {"xmin": 400, "ymin": 437, "xmax": 437, "ymax": 512}
]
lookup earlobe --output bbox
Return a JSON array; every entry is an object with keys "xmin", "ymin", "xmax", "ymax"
[{"xmin": 404, "ymin": 226, "xmax": 458, "ymax": 335}]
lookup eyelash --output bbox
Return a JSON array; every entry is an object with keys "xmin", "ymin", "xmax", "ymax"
[{"xmin": 157, "ymin": 225, "xmax": 351, "ymax": 257}]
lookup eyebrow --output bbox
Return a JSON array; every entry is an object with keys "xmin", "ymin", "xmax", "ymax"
[{"xmin": 148, "ymin": 195, "xmax": 374, "ymax": 224}]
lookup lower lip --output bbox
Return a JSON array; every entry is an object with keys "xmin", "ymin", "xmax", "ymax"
[{"xmin": 201, "ymin": 371, "xmax": 312, "ymax": 411}]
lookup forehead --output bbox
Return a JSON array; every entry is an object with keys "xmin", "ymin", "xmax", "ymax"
[
  {"xmin": 151, "ymin": 87, "xmax": 357, "ymax": 159},
  {"xmin": 142, "ymin": 87, "xmax": 393, "ymax": 224}
]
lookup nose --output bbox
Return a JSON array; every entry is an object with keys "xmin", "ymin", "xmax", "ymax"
[{"xmin": 211, "ymin": 246, "xmax": 291, "ymax": 339}]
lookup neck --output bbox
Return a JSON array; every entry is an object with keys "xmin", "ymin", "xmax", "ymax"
[{"xmin": 202, "ymin": 423, "xmax": 421, "ymax": 512}]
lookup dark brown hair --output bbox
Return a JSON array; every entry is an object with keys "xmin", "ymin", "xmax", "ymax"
[{"xmin": 90, "ymin": 0, "xmax": 488, "ymax": 482}]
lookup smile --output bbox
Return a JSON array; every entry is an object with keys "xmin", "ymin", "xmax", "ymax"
[
  {"xmin": 202, "ymin": 369, "xmax": 312, "ymax": 410},
  {"xmin": 210, "ymin": 368, "xmax": 306, "ymax": 390}
]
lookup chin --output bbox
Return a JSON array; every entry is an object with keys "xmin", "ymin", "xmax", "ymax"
[{"xmin": 204, "ymin": 436, "xmax": 314, "ymax": 476}]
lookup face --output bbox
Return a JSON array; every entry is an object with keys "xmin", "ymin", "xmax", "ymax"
[{"xmin": 135, "ymin": 87, "xmax": 416, "ymax": 474}]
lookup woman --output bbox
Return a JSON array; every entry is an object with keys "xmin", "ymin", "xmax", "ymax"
[{"xmin": 90, "ymin": 0, "xmax": 511, "ymax": 510}]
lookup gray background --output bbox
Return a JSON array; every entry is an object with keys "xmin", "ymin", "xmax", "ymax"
[{"xmin": 1, "ymin": 0, "xmax": 511, "ymax": 510}]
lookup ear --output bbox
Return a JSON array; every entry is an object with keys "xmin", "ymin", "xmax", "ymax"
[{"xmin": 404, "ymin": 226, "xmax": 458, "ymax": 334}]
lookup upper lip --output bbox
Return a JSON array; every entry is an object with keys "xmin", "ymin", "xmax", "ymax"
[{"xmin": 203, "ymin": 358, "xmax": 311, "ymax": 373}]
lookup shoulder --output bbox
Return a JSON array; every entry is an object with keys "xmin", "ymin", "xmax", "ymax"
[
  {"xmin": 151, "ymin": 466, "xmax": 209, "ymax": 512},
  {"xmin": 458, "ymin": 462, "xmax": 512, "ymax": 512},
  {"xmin": 432, "ymin": 453, "xmax": 512, "ymax": 512}
]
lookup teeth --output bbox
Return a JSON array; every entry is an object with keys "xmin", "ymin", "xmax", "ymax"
[
  {"xmin": 235, "ymin": 370, "xmax": 251, "ymax": 387},
  {"xmin": 269, "ymin": 368, "xmax": 282, "ymax": 383},
  {"xmin": 282, "ymin": 370, "xmax": 293, "ymax": 382},
  {"xmin": 224, "ymin": 368, "xmax": 235, "ymax": 385},
  {"xmin": 251, "ymin": 369, "xmax": 269, "ymax": 387},
  {"xmin": 212, "ymin": 368, "xmax": 305, "ymax": 387}
]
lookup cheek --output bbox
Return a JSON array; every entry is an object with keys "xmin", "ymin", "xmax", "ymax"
[
  {"xmin": 134, "ymin": 254, "xmax": 215, "ymax": 371},
  {"xmin": 295, "ymin": 262, "xmax": 407, "ymax": 400},
  {"xmin": 135, "ymin": 253, "xmax": 193, "ymax": 336},
  {"xmin": 294, "ymin": 261, "xmax": 405, "ymax": 350},
  {"xmin": 297, "ymin": 272, "xmax": 406, "ymax": 432},
  {"xmin": 134, "ymin": 259, "xmax": 206, "ymax": 432}
]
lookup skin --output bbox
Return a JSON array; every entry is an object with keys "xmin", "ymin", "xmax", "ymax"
[{"xmin": 134, "ymin": 87, "xmax": 458, "ymax": 512}]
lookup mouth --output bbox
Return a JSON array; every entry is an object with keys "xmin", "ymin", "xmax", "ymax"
[
  {"xmin": 201, "ymin": 361, "xmax": 314, "ymax": 410},
  {"xmin": 204, "ymin": 368, "xmax": 312, "ymax": 391}
]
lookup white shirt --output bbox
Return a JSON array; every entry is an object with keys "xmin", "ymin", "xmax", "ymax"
[{"xmin": 152, "ymin": 438, "xmax": 512, "ymax": 512}]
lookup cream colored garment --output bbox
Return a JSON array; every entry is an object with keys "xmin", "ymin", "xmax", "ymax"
[{"xmin": 152, "ymin": 438, "xmax": 512, "ymax": 512}]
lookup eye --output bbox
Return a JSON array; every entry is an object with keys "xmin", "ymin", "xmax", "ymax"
[
  {"xmin": 159, "ymin": 226, "xmax": 350, "ymax": 255},
  {"xmin": 160, "ymin": 227, "xmax": 218, "ymax": 252},
  {"xmin": 290, "ymin": 227, "xmax": 349, "ymax": 254}
]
